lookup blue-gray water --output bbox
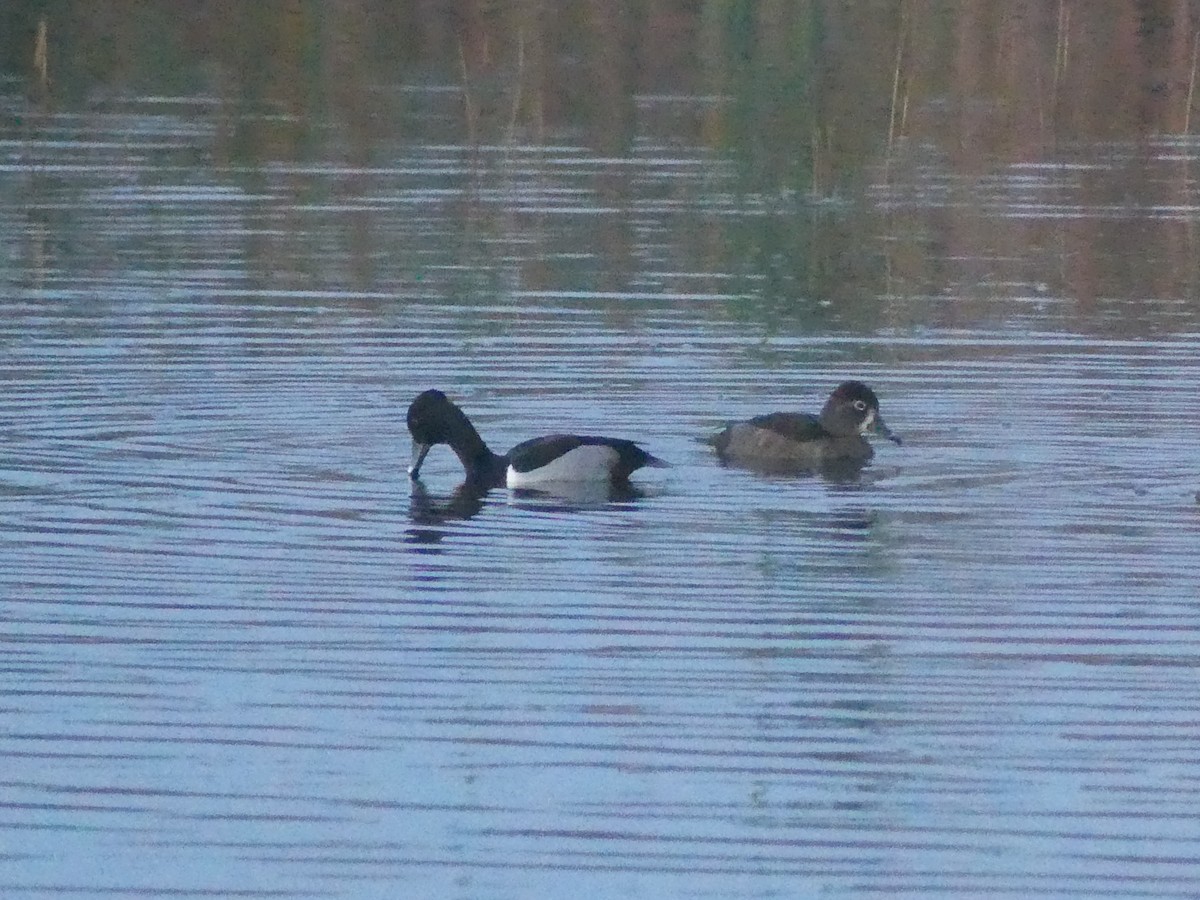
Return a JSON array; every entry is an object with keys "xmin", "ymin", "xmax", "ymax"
[{"xmin": 3, "ymin": 92, "xmax": 1200, "ymax": 899}]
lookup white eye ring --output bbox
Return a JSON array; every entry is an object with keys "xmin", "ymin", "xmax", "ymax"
[{"xmin": 852, "ymin": 399, "xmax": 867, "ymax": 412}]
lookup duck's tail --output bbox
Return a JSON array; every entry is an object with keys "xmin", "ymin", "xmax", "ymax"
[{"xmin": 642, "ymin": 452, "xmax": 670, "ymax": 469}]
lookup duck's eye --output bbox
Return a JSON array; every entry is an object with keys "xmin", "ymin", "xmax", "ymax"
[{"xmin": 852, "ymin": 399, "xmax": 867, "ymax": 412}]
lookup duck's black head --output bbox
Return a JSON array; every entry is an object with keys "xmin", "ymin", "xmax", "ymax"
[
  {"xmin": 407, "ymin": 389, "xmax": 457, "ymax": 445},
  {"xmin": 819, "ymin": 381, "xmax": 901, "ymax": 444},
  {"xmin": 406, "ymin": 389, "xmax": 494, "ymax": 480}
]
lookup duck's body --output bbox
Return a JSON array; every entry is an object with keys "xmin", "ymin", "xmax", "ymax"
[
  {"xmin": 505, "ymin": 434, "xmax": 660, "ymax": 487},
  {"xmin": 406, "ymin": 389, "xmax": 666, "ymax": 489},
  {"xmin": 713, "ymin": 412, "xmax": 878, "ymax": 468},
  {"xmin": 711, "ymin": 381, "xmax": 900, "ymax": 474}
]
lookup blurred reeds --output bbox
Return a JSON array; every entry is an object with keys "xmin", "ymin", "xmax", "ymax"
[{"xmin": 4, "ymin": 1, "xmax": 1200, "ymax": 181}]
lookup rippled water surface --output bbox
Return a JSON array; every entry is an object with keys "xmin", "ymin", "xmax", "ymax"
[{"xmin": 4, "ymin": 93, "xmax": 1200, "ymax": 899}]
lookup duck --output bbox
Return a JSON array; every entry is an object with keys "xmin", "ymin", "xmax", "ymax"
[
  {"xmin": 710, "ymin": 380, "xmax": 901, "ymax": 473},
  {"xmin": 406, "ymin": 389, "xmax": 668, "ymax": 489}
]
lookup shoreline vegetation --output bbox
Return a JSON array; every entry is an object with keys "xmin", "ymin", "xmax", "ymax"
[{"xmin": 4, "ymin": 3, "xmax": 1199, "ymax": 166}]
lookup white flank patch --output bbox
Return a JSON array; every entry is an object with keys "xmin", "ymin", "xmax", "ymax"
[{"xmin": 506, "ymin": 444, "xmax": 619, "ymax": 487}]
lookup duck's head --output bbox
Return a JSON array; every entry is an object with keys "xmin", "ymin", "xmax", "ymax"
[
  {"xmin": 819, "ymin": 381, "xmax": 901, "ymax": 444},
  {"xmin": 407, "ymin": 389, "xmax": 473, "ymax": 478}
]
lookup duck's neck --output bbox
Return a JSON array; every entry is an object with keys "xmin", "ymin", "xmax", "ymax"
[
  {"xmin": 817, "ymin": 414, "xmax": 842, "ymax": 437},
  {"xmin": 447, "ymin": 416, "xmax": 506, "ymax": 485},
  {"xmin": 818, "ymin": 399, "xmax": 858, "ymax": 438}
]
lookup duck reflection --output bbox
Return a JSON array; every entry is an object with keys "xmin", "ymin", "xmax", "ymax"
[
  {"xmin": 717, "ymin": 454, "xmax": 877, "ymax": 485},
  {"xmin": 405, "ymin": 476, "xmax": 655, "ymax": 548},
  {"xmin": 508, "ymin": 478, "xmax": 653, "ymax": 511},
  {"xmin": 404, "ymin": 478, "xmax": 493, "ymax": 548}
]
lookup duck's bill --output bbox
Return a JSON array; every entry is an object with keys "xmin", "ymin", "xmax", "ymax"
[
  {"xmin": 874, "ymin": 415, "xmax": 902, "ymax": 445},
  {"xmin": 408, "ymin": 441, "xmax": 432, "ymax": 478}
]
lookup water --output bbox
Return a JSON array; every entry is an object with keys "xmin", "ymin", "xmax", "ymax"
[{"xmin": 3, "ymin": 89, "xmax": 1200, "ymax": 898}]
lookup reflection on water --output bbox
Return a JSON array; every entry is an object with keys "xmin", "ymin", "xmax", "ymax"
[
  {"xmin": 5, "ymin": 58, "xmax": 1200, "ymax": 900},
  {"xmin": 408, "ymin": 479, "xmax": 491, "ymax": 524},
  {"xmin": 508, "ymin": 480, "xmax": 656, "ymax": 508}
]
